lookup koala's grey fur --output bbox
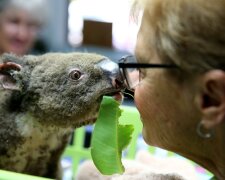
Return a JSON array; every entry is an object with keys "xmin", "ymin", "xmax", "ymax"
[{"xmin": 0, "ymin": 52, "xmax": 120, "ymax": 179}]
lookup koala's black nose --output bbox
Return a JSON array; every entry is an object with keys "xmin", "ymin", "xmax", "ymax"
[{"xmin": 97, "ymin": 59, "xmax": 125, "ymax": 90}]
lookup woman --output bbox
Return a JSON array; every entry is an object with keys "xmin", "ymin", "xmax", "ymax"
[
  {"xmin": 76, "ymin": 0, "xmax": 225, "ymax": 179},
  {"xmin": 0, "ymin": 0, "xmax": 48, "ymax": 55},
  {"xmin": 127, "ymin": 0, "xmax": 225, "ymax": 179}
]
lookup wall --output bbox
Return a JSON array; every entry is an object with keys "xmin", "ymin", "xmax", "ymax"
[{"xmin": 41, "ymin": 0, "xmax": 70, "ymax": 51}]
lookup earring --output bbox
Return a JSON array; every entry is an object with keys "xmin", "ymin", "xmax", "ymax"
[{"xmin": 196, "ymin": 121, "xmax": 213, "ymax": 138}]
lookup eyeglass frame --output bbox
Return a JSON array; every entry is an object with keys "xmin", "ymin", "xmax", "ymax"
[{"xmin": 118, "ymin": 55, "xmax": 178, "ymax": 90}]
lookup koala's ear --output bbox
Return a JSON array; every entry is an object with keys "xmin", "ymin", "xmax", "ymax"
[{"xmin": 0, "ymin": 62, "xmax": 22, "ymax": 90}]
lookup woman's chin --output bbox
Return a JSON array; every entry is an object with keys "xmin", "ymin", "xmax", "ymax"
[
  {"xmin": 142, "ymin": 126, "xmax": 158, "ymax": 147},
  {"xmin": 10, "ymin": 49, "xmax": 26, "ymax": 55},
  {"xmin": 9, "ymin": 45, "xmax": 29, "ymax": 55},
  {"xmin": 142, "ymin": 127, "xmax": 151, "ymax": 145}
]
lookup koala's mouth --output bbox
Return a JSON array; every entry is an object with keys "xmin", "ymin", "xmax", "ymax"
[
  {"xmin": 74, "ymin": 92, "xmax": 123, "ymax": 129},
  {"xmin": 106, "ymin": 91, "xmax": 123, "ymax": 103},
  {"xmin": 75, "ymin": 117, "xmax": 97, "ymax": 128}
]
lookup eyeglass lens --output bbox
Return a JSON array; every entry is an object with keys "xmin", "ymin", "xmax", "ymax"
[
  {"xmin": 125, "ymin": 68, "xmax": 140, "ymax": 89},
  {"xmin": 123, "ymin": 56, "xmax": 140, "ymax": 90}
]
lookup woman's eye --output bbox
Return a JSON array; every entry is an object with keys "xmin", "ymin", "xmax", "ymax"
[{"xmin": 69, "ymin": 70, "xmax": 82, "ymax": 80}]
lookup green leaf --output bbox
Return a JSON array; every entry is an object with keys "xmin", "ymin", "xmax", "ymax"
[{"xmin": 91, "ymin": 96, "xmax": 134, "ymax": 175}]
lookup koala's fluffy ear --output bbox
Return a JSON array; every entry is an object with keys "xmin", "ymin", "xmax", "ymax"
[{"xmin": 0, "ymin": 54, "xmax": 22, "ymax": 91}]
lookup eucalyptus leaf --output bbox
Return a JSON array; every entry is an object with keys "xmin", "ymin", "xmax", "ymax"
[{"xmin": 91, "ymin": 96, "xmax": 134, "ymax": 175}]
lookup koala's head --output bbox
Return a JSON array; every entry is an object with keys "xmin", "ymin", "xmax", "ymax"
[{"xmin": 0, "ymin": 53, "xmax": 124, "ymax": 128}]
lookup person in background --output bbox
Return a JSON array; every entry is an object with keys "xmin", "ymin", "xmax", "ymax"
[
  {"xmin": 125, "ymin": 0, "xmax": 225, "ymax": 179},
  {"xmin": 0, "ymin": 0, "xmax": 48, "ymax": 56}
]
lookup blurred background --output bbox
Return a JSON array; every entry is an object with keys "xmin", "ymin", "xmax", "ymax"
[{"xmin": 40, "ymin": 0, "xmax": 139, "ymax": 60}]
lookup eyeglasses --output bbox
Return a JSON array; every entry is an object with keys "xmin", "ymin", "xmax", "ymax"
[{"xmin": 118, "ymin": 55, "xmax": 177, "ymax": 91}]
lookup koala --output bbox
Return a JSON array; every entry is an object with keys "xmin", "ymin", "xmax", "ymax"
[{"xmin": 0, "ymin": 52, "xmax": 124, "ymax": 179}]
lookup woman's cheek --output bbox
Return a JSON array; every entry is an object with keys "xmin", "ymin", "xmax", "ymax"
[
  {"xmin": 134, "ymin": 80, "xmax": 162, "ymax": 145},
  {"xmin": 134, "ymin": 83, "xmax": 153, "ymax": 144},
  {"xmin": 134, "ymin": 83, "xmax": 145, "ymax": 113},
  {"xmin": 134, "ymin": 81, "xmax": 151, "ymax": 121}
]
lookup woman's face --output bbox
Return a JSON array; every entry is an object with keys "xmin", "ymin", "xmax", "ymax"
[
  {"xmin": 134, "ymin": 12, "xmax": 200, "ymax": 151},
  {"xmin": 0, "ymin": 7, "xmax": 39, "ymax": 55}
]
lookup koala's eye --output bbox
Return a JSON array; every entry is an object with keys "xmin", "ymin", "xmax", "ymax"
[{"xmin": 69, "ymin": 70, "xmax": 82, "ymax": 80}]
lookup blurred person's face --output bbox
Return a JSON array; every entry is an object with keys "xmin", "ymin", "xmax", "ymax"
[
  {"xmin": 134, "ymin": 11, "xmax": 200, "ymax": 152},
  {"xmin": 0, "ymin": 7, "xmax": 40, "ymax": 55}
]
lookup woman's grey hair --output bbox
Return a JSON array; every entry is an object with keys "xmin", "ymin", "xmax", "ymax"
[
  {"xmin": 132, "ymin": 0, "xmax": 225, "ymax": 79},
  {"xmin": 0, "ymin": 0, "xmax": 48, "ymax": 26}
]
